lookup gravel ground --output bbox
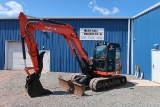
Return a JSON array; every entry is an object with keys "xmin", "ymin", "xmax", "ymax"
[{"xmin": 0, "ymin": 70, "xmax": 160, "ymax": 107}]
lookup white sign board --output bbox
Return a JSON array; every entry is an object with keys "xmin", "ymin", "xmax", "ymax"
[{"xmin": 80, "ymin": 28, "xmax": 104, "ymax": 40}]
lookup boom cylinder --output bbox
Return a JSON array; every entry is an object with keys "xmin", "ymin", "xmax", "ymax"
[{"xmin": 21, "ymin": 37, "xmax": 27, "ymax": 67}]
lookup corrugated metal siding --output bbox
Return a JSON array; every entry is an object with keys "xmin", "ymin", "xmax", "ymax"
[
  {"xmin": 133, "ymin": 7, "xmax": 160, "ymax": 80},
  {"xmin": 0, "ymin": 20, "xmax": 21, "ymax": 70},
  {"xmin": 0, "ymin": 19, "xmax": 128, "ymax": 73}
]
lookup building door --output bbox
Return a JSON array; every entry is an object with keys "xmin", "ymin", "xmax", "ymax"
[
  {"xmin": 5, "ymin": 41, "xmax": 50, "ymax": 72},
  {"xmin": 5, "ymin": 41, "xmax": 32, "ymax": 70},
  {"xmin": 151, "ymin": 49, "xmax": 160, "ymax": 83}
]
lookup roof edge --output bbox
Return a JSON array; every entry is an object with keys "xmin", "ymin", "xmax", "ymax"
[
  {"xmin": 0, "ymin": 16, "xmax": 131, "ymax": 20},
  {"xmin": 133, "ymin": 2, "xmax": 160, "ymax": 19}
]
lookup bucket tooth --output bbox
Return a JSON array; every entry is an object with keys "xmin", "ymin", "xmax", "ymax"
[
  {"xmin": 25, "ymin": 76, "xmax": 52, "ymax": 98},
  {"xmin": 58, "ymin": 78, "xmax": 85, "ymax": 96}
]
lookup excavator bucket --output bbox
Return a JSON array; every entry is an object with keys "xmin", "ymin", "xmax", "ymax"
[
  {"xmin": 25, "ymin": 75, "xmax": 52, "ymax": 98},
  {"xmin": 58, "ymin": 77, "xmax": 85, "ymax": 96}
]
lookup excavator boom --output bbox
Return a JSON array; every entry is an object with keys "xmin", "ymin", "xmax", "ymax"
[{"xmin": 19, "ymin": 12, "xmax": 89, "ymax": 97}]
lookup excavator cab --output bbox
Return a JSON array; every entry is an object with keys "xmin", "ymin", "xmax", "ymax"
[{"xmin": 93, "ymin": 42, "xmax": 121, "ymax": 72}]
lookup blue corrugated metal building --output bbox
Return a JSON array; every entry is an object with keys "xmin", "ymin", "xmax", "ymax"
[
  {"xmin": 0, "ymin": 18, "xmax": 129, "ymax": 74},
  {"xmin": 1, "ymin": 2, "xmax": 160, "ymax": 81},
  {"xmin": 132, "ymin": 2, "xmax": 160, "ymax": 80}
]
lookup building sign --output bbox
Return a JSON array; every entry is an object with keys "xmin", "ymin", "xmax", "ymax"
[{"xmin": 80, "ymin": 28, "xmax": 104, "ymax": 40}]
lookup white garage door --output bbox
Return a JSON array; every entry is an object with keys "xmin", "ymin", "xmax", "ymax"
[{"xmin": 5, "ymin": 41, "xmax": 50, "ymax": 72}]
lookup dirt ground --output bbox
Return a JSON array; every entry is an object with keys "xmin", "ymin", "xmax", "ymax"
[{"xmin": 0, "ymin": 70, "xmax": 160, "ymax": 107}]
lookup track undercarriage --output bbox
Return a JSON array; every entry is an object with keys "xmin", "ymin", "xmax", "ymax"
[
  {"xmin": 58, "ymin": 74, "xmax": 127, "ymax": 96},
  {"xmin": 89, "ymin": 75, "xmax": 127, "ymax": 91}
]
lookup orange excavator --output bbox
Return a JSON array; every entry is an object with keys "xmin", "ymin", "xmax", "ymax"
[{"xmin": 19, "ymin": 12, "xmax": 127, "ymax": 97}]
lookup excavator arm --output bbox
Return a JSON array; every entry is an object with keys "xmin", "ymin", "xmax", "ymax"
[
  {"xmin": 19, "ymin": 12, "xmax": 90, "ymax": 97},
  {"xmin": 19, "ymin": 12, "xmax": 89, "ymax": 75}
]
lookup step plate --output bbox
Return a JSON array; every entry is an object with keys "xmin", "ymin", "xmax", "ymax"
[{"xmin": 58, "ymin": 78, "xmax": 85, "ymax": 96}]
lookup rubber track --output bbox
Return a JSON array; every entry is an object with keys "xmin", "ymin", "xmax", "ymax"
[{"xmin": 89, "ymin": 75, "xmax": 126, "ymax": 91}]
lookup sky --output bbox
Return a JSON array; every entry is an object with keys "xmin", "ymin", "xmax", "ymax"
[{"xmin": 0, "ymin": 0, "xmax": 160, "ymax": 18}]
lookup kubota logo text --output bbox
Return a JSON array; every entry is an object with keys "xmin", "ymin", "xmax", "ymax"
[{"xmin": 45, "ymin": 26, "xmax": 56, "ymax": 31}]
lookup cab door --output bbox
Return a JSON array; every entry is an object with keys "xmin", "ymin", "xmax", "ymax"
[{"xmin": 107, "ymin": 44, "xmax": 121, "ymax": 72}]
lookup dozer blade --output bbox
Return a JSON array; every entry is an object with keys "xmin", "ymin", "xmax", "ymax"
[
  {"xmin": 25, "ymin": 76, "xmax": 52, "ymax": 98},
  {"xmin": 58, "ymin": 77, "xmax": 85, "ymax": 96}
]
